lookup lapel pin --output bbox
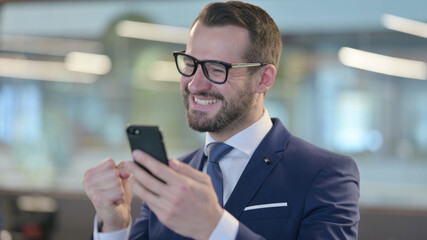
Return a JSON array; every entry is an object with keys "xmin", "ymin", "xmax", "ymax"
[{"xmin": 264, "ymin": 157, "xmax": 271, "ymax": 165}]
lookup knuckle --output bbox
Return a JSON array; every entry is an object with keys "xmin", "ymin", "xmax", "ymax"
[
  {"xmin": 171, "ymin": 192, "xmax": 185, "ymax": 206},
  {"xmin": 163, "ymin": 207, "xmax": 177, "ymax": 222},
  {"xmin": 105, "ymin": 158, "xmax": 115, "ymax": 167},
  {"xmin": 83, "ymin": 168, "xmax": 94, "ymax": 179},
  {"xmin": 104, "ymin": 168, "xmax": 119, "ymax": 181},
  {"xmin": 171, "ymin": 186, "xmax": 187, "ymax": 207},
  {"xmin": 82, "ymin": 175, "xmax": 94, "ymax": 189},
  {"xmin": 178, "ymin": 182, "xmax": 191, "ymax": 193}
]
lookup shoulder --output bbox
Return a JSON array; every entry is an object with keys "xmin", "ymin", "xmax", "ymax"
[
  {"xmin": 287, "ymin": 135, "xmax": 358, "ymax": 172},
  {"xmin": 274, "ymin": 134, "xmax": 360, "ymax": 194},
  {"xmin": 267, "ymin": 118, "xmax": 357, "ymax": 171},
  {"xmin": 265, "ymin": 119, "xmax": 358, "ymax": 179}
]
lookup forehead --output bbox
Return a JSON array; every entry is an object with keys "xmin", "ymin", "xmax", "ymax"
[{"xmin": 186, "ymin": 22, "xmax": 250, "ymax": 62}]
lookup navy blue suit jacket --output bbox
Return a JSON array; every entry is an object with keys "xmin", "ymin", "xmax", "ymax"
[{"xmin": 129, "ymin": 118, "xmax": 360, "ymax": 239}]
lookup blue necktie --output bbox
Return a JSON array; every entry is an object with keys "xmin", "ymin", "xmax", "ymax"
[{"xmin": 207, "ymin": 142, "xmax": 233, "ymax": 207}]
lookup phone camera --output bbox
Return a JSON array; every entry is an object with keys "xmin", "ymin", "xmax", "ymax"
[{"xmin": 134, "ymin": 129, "xmax": 140, "ymax": 135}]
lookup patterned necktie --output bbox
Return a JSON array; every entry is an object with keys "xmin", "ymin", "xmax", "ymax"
[{"xmin": 207, "ymin": 142, "xmax": 233, "ymax": 207}]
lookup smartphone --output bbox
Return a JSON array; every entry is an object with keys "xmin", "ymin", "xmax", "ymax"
[{"xmin": 126, "ymin": 125, "xmax": 168, "ymax": 173}]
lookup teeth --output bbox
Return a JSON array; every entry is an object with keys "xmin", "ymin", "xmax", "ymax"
[{"xmin": 194, "ymin": 97, "xmax": 218, "ymax": 105}]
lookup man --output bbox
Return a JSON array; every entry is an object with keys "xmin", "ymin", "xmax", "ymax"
[{"xmin": 83, "ymin": 1, "xmax": 360, "ymax": 239}]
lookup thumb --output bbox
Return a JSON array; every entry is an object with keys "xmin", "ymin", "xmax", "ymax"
[
  {"xmin": 169, "ymin": 158, "xmax": 210, "ymax": 184},
  {"xmin": 116, "ymin": 162, "xmax": 133, "ymax": 205},
  {"xmin": 117, "ymin": 161, "xmax": 131, "ymax": 179}
]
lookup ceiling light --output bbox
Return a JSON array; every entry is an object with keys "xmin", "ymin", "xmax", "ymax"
[
  {"xmin": 338, "ymin": 47, "xmax": 427, "ymax": 80},
  {"xmin": 382, "ymin": 14, "xmax": 427, "ymax": 39},
  {"xmin": 116, "ymin": 20, "xmax": 187, "ymax": 44},
  {"xmin": 0, "ymin": 57, "xmax": 97, "ymax": 83},
  {"xmin": 65, "ymin": 52, "xmax": 112, "ymax": 75}
]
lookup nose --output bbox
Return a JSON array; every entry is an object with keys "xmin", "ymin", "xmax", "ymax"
[{"xmin": 187, "ymin": 65, "xmax": 212, "ymax": 93}]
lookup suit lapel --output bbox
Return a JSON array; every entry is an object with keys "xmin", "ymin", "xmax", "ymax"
[
  {"xmin": 224, "ymin": 119, "xmax": 291, "ymax": 219},
  {"xmin": 186, "ymin": 148, "xmax": 206, "ymax": 171}
]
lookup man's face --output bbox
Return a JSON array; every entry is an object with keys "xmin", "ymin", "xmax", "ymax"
[{"xmin": 180, "ymin": 22, "xmax": 257, "ymax": 133}]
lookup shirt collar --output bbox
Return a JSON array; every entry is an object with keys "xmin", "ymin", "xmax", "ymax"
[{"xmin": 204, "ymin": 109, "xmax": 273, "ymax": 157}]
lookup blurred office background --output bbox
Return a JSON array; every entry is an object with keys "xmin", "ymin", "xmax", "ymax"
[{"xmin": 0, "ymin": 0, "xmax": 426, "ymax": 239}]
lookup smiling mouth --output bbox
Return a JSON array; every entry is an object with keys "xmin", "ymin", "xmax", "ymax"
[{"xmin": 194, "ymin": 96, "xmax": 219, "ymax": 106}]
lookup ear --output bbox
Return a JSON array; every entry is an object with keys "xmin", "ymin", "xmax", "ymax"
[{"xmin": 255, "ymin": 64, "xmax": 276, "ymax": 94}]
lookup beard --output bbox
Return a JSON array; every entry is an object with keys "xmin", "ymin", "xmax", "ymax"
[{"xmin": 182, "ymin": 83, "xmax": 255, "ymax": 133}]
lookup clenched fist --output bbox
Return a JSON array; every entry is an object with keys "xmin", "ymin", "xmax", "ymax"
[{"xmin": 82, "ymin": 159, "xmax": 133, "ymax": 232}]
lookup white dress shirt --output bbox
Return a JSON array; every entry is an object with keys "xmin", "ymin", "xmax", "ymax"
[{"xmin": 94, "ymin": 110, "xmax": 273, "ymax": 240}]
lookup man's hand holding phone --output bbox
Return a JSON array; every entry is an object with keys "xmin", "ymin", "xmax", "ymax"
[
  {"xmin": 125, "ymin": 125, "xmax": 223, "ymax": 238},
  {"xmin": 129, "ymin": 150, "xmax": 223, "ymax": 240}
]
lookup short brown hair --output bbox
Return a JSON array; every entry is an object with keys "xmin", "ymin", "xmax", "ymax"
[{"xmin": 191, "ymin": 1, "xmax": 282, "ymax": 69}]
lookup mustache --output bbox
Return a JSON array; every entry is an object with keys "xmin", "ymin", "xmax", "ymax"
[{"xmin": 184, "ymin": 86, "xmax": 224, "ymax": 100}]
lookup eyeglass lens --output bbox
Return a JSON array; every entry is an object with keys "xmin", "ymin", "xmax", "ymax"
[{"xmin": 175, "ymin": 54, "xmax": 227, "ymax": 83}]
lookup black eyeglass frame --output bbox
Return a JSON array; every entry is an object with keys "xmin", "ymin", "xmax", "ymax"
[{"xmin": 173, "ymin": 50, "xmax": 267, "ymax": 84}]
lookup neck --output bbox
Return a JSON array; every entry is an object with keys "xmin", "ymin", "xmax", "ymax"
[{"xmin": 209, "ymin": 106, "xmax": 264, "ymax": 142}]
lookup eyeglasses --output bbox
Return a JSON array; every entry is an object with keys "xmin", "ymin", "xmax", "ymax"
[{"xmin": 173, "ymin": 51, "xmax": 267, "ymax": 84}]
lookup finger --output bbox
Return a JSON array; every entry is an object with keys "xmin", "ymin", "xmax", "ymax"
[
  {"xmin": 119, "ymin": 161, "xmax": 134, "ymax": 201},
  {"xmin": 87, "ymin": 168, "xmax": 122, "ymax": 190},
  {"xmin": 132, "ymin": 150, "xmax": 178, "ymax": 183},
  {"xmin": 129, "ymin": 176, "xmax": 171, "ymax": 219},
  {"xmin": 129, "ymin": 161, "xmax": 166, "ymax": 196},
  {"xmin": 85, "ymin": 181, "xmax": 123, "ymax": 205},
  {"xmin": 83, "ymin": 159, "xmax": 117, "ymax": 185},
  {"xmin": 91, "ymin": 158, "xmax": 117, "ymax": 174},
  {"xmin": 90, "ymin": 186, "xmax": 125, "ymax": 207},
  {"xmin": 169, "ymin": 158, "xmax": 210, "ymax": 184},
  {"xmin": 83, "ymin": 168, "xmax": 121, "ymax": 193},
  {"xmin": 130, "ymin": 175, "xmax": 160, "ymax": 204},
  {"xmin": 117, "ymin": 161, "xmax": 132, "ymax": 178}
]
